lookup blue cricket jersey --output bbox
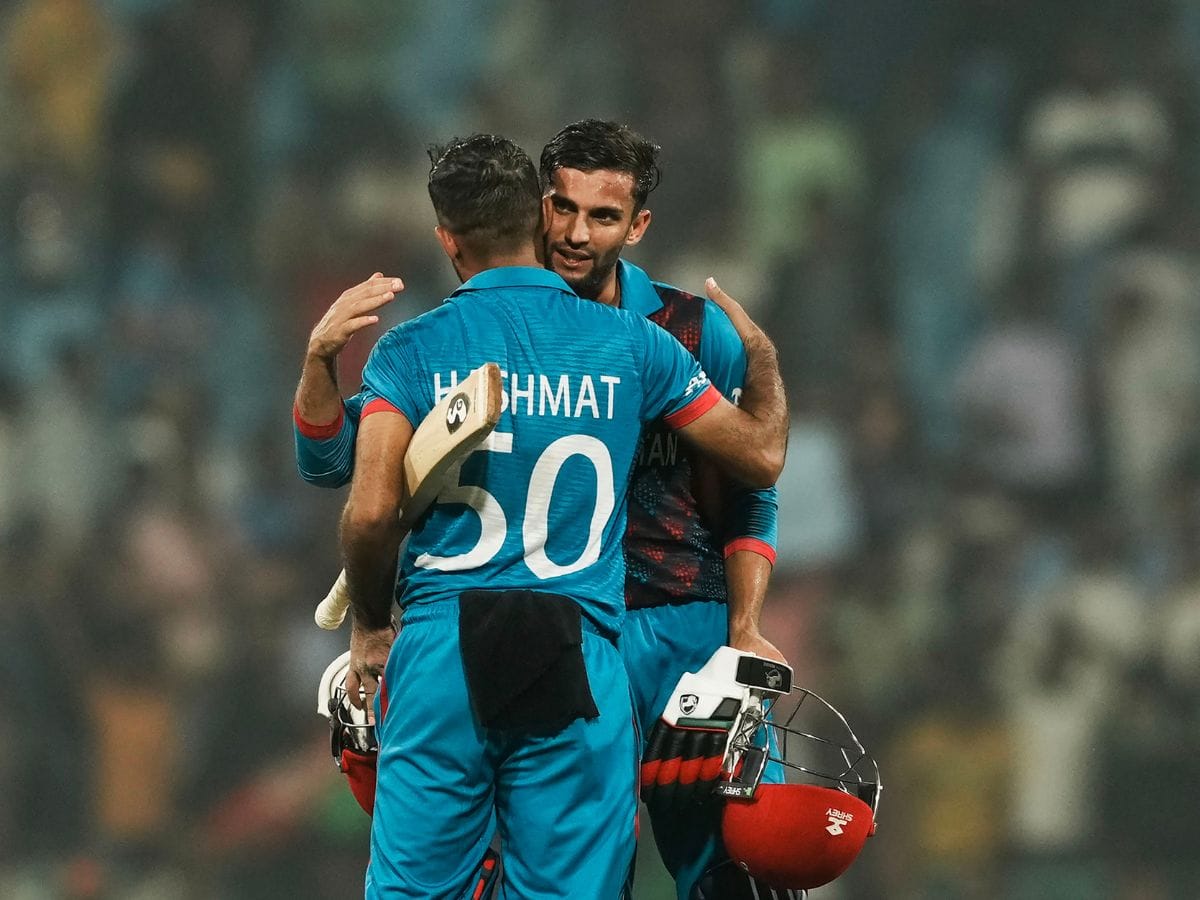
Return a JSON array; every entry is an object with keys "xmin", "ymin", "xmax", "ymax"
[
  {"xmin": 615, "ymin": 261, "xmax": 779, "ymax": 608},
  {"xmin": 359, "ymin": 267, "xmax": 717, "ymax": 636}
]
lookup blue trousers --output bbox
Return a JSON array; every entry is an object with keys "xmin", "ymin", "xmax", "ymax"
[
  {"xmin": 621, "ymin": 601, "xmax": 785, "ymax": 900},
  {"xmin": 621, "ymin": 602, "xmax": 727, "ymax": 900},
  {"xmin": 367, "ymin": 601, "xmax": 637, "ymax": 899}
]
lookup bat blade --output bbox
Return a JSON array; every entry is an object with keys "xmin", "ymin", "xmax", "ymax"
[
  {"xmin": 399, "ymin": 361, "xmax": 502, "ymax": 527},
  {"xmin": 314, "ymin": 362, "xmax": 502, "ymax": 629}
]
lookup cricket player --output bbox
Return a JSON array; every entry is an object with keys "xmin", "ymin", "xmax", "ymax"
[
  {"xmin": 296, "ymin": 121, "xmax": 788, "ymax": 899},
  {"xmin": 336, "ymin": 134, "xmax": 785, "ymax": 899}
]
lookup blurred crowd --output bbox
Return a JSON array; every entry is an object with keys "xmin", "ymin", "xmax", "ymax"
[{"xmin": 2, "ymin": 1, "xmax": 1200, "ymax": 898}]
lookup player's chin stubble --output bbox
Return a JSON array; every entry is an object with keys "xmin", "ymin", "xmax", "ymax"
[{"xmin": 553, "ymin": 253, "xmax": 618, "ymax": 301}]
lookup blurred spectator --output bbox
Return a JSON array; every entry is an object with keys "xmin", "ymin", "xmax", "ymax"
[
  {"xmin": 884, "ymin": 51, "xmax": 1015, "ymax": 453},
  {"xmin": 882, "ymin": 631, "xmax": 1012, "ymax": 900},
  {"xmin": 761, "ymin": 190, "xmax": 870, "ymax": 399},
  {"xmin": 998, "ymin": 513, "xmax": 1146, "ymax": 898},
  {"xmin": 1097, "ymin": 654, "xmax": 1200, "ymax": 900},
  {"xmin": 1094, "ymin": 267, "xmax": 1200, "ymax": 573},
  {"xmin": 0, "ymin": 376, "xmax": 23, "ymax": 547},
  {"xmin": 3, "ymin": 0, "xmax": 117, "ymax": 178},
  {"xmin": 849, "ymin": 373, "xmax": 931, "ymax": 558},
  {"xmin": 1133, "ymin": 450, "xmax": 1200, "ymax": 896},
  {"xmin": 105, "ymin": 0, "xmax": 265, "ymax": 288},
  {"xmin": 952, "ymin": 270, "xmax": 1092, "ymax": 523},
  {"xmin": 1021, "ymin": 25, "xmax": 1173, "ymax": 263},
  {"xmin": 734, "ymin": 34, "xmax": 867, "ymax": 294},
  {"xmin": 772, "ymin": 392, "xmax": 863, "ymax": 578},
  {"xmin": 20, "ymin": 343, "xmax": 116, "ymax": 565}
]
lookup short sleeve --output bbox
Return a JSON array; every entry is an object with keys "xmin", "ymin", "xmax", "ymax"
[
  {"xmin": 634, "ymin": 314, "xmax": 720, "ymax": 426},
  {"xmin": 360, "ymin": 327, "xmax": 425, "ymax": 425}
]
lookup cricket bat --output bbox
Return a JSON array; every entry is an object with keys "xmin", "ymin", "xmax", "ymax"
[{"xmin": 314, "ymin": 362, "xmax": 503, "ymax": 629}]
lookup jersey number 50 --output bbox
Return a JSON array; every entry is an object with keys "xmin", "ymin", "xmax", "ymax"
[{"xmin": 414, "ymin": 431, "xmax": 615, "ymax": 579}]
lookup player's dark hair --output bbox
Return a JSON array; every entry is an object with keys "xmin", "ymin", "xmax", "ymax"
[
  {"xmin": 540, "ymin": 119, "xmax": 662, "ymax": 211},
  {"xmin": 427, "ymin": 134, "xmax": 542, "ymax": 253}
]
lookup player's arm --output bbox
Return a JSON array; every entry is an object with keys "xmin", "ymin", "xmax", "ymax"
[
  {"xmin": 677, "ymin": 278, "xmax": 788, "ymax": 486},
  {"xmin": 641, "ymin": 333, "xmax": 780, "ymax": 488},
  {"xmin": 293, "ymin": 274, "xmax": 401, "ymax": 486},
  {"xmin": 294, "ymin": 393, "xmax": 363, "ymax": 487},
  {"xmin": 702, "ymin": 479, "xmax": 783, "ymax": 660},
  {"xmin": 711, "ymin": 478, "xmax": 783, "ymax": 661},
  {"xmin": 670, "ymin": 393, "xmax": 785, "ymax": 489},
  {"xmin": 693, "ymin": 300, "xmax": 786, "ymax": 663},
  {"xmin": 339, "ymin": 406, "xmax": 413, "ymax": 705},
  {"xmin": 726, "ymin": 547, "xmax": 786, "ymax": 663}
]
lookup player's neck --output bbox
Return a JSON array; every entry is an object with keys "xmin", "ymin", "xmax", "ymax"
[
  {"xmin": 594, "ymin": 273, "xmax": 621, "ymax": 308},
  {"xmin": 461, "ymin": 248, "xmax": 542, "ymax": 279}
]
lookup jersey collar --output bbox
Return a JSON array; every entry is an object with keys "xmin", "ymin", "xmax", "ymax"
[
  {"xmin": 615, "ymin": 260, "xmax": 663, "ymax": 316},
  {"xmin": 450, "ymin": 266, "xmax": 573, "ymax": 298}
]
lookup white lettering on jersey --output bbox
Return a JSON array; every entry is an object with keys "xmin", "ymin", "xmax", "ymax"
[
  {"xmin": 574, "ymin": 375, "xmax": 599, "ymax": 419},
  {"xmin": 683, "ymin": 371, "xmax": 709, "ymax": 397},
  {"xmin": 433, "ymin": 370, "xmax": 461, "ymax": 405},
  {"xmin": 539, "ymin": 374, "xmax": 571, "ymax": 417},
  {"xmin": 600, "ymin": 375, "xmax": 621, "ymax": 419},
  {"xmin": 511, "ymin": 373, "xmax": 535, "ymax": 416},
  {"xmin": 433, "ymin": 370, "xmax": 622, "ymax": 420}
]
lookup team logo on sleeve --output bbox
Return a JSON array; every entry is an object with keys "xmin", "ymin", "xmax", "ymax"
[
  {"xmin": 684, "ymin": 371, "xmax": 709, "ymax": 396},
  {"xmin": 446, "ymin": 393, "xmax": 469, "ymax": 433}
]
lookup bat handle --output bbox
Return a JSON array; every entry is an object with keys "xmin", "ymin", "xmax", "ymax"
[{"xmin": 315, "ymin": 570, "xmax": 351, "ymax": 630}]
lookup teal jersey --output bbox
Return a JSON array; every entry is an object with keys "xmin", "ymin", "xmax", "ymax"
[{"xmin": 360, "ymin": 267, "xmax": 717, "ymax": 635}]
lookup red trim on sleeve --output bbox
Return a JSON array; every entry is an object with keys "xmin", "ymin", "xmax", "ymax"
[
  {"xmin": 664, "ymin": 383, "xmax": 720, "ymax": 429},
  {"xmin": 293, "ymin": 402, "xmax": 344, "ymax": 440},
  {"xmin": 361, "ymin": 398, "xmax": 402, "ymax": 419},
  {"xmin": 724, "ymin": 537, "xmax": 777, "ymax": 566}
]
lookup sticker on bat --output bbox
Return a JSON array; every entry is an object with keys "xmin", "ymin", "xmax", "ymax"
[{"xmin": 446, "ymin": 393, "xmax": 470, "ymax": 433}]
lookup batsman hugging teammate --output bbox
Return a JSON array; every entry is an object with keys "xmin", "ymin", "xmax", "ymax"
[
  {"xmin": 296, "ymin": 120, "xmax": 790, "ymax": 899},
  {"xmin": 304, "ymin": 132, "xmax": 787, "ymax": 898}
]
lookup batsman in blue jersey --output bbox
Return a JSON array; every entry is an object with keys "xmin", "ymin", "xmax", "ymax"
[
  {"xmin": 333, "ymin": 134, "xmax": 786, "ymax": 899},
  {"xmin": 296, "ymin": 122, "xmax": 790, "ymax": 899}
]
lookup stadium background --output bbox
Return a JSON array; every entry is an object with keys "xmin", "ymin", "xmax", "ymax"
[{"xmin": 3, "ymin": 0, "xmax": 1200, "ymax": 897}]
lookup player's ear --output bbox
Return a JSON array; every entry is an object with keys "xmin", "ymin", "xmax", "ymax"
[
  {"xmin": 434, "ymin": 225, "xmax": 460, "ymax": 261},
  {"xmin": 625, "ymin": 208, "xmax": 652, "ymax": 247},
  {"xmin": 540, "ymin": 194, "xmax": 553, "ymax": 237}
]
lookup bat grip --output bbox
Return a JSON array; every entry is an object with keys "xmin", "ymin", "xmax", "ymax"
[{"xmin": 315, "ymin": 570, "xmax": 351, "ymax": 630}]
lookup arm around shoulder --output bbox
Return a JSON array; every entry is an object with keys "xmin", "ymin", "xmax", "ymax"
[
  {"xmin": 678, "ymin": 278, "xmax": 787, "ymax": 486},
  {"xmin": 674, "ymin": 393, "xmax": 785, "ymax": 488}
]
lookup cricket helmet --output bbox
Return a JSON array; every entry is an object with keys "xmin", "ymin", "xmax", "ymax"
[
  {"xmin": 716, "ymin": 678, "xmax": 881, "ymax": 891},
  {"xmin": 317, "ymin": 650, "xmax": 378, "ymax": 814}
]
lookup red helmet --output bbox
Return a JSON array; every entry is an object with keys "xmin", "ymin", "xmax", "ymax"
[{"xmin": 717, "ymin": 683, "xmax": 881, "ymax": 891}]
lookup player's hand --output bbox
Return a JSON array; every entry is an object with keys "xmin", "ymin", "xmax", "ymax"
[
  {"xmin": 307, "ymin": 273, "xmax": 403, "ymax": 361},
  {"xmin": 728, "ymin": 627, "xmax": 789, "ymax": 666},
  {"xmin": 704, "ymin": 276, "xmax": 764, "ymax": 345},
  {"xmin": 346, "ymin": 615, "xmax": 397, "ymax": 717}
]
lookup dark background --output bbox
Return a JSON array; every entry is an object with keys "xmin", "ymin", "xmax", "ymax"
[{"xmin": 3, "ymin": 1, "xmax": 1200, "ymax": 897}]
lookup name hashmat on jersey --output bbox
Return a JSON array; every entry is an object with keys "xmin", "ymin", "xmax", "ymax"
[{"xmin": 432, "ymin": 367, "xmax": 709, "ymax": 421}]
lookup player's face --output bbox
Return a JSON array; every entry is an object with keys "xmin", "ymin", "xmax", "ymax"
[{"xmin": 543, "ymin": 167, "xmax": 650, "ymax": 303}]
